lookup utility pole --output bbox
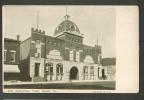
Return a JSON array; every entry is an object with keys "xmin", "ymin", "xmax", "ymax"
[{"xmin": 37, "ymin": 10, "xmax": 39, "ymax": 29}]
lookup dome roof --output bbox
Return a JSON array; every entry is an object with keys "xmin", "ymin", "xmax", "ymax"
[{"xmin": 54, "ymin": 15, "xmax": 82, "ymax": 36}]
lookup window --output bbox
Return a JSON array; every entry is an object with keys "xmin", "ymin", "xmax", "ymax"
[
  {"xmin": 56, "ymin": 63, "xmax": 63, "ymax": 74},
  {"xmin": 60, "ymin": 66, "xmax": 63, "ymax": 73},
  {"xmin": 35, "ymin": 39, "xmax": 41, "ymax": 58},
  {"xmin": 70, "ymin": 50, "xmax": 74, "ymax": 61},
  {"xmin": 98, "ymin": 68, "xmax": 100, "ymax": 78},
  {"xmin": 56, "ymin": 66, "xmax": 59, "ymax": 73},
  {"xmin": 90, "ymin": 66, "xmax": 94, "ymax": 74},
  {"xmin": 36, "ymin": 39, "xmax": 40, "ymax": 45},
  {"xmin": 37, "ymin": 53, "xmax": 41, "ymax": 58},
  {"xmin": 35, "ymin": 48, "xmax": 41, "ymax": 58},
  {"xmin": 90, "ymin": 66, "xmax": 94, "ymax": 80},
  {"xmin": 71, "ymin": 25, "xmax": 76, "ymax": 31},
  {"xmin": 50, "ymin": 66, "xmax": 53, "ymax": 74},
  {"xmin": 4, "ymin": 50, "xmax": 7, "ymax": 61},
  {"xmin": 76, "ymin": 51, "xmax": 80, "ymax": 62},
  {"xmin": 83, "ymin": 66, "xmax": 88, "ymax": 74},
  {"xmin": 10, "ymin": 50, "xmax": 16, "ymax": 62},
  {"xmin": 56, "ymin": 63, "xmax": 63, "ymax": 80},
  {"xmin": 58, "ymin": 25, "xmax": 62, "ymax": 30},
  {"xmin": 83, "ymin": 66, "xmax": 88, "ymax": 80},
  {"xmin": 45, "ymin": 63, "xmax": 53, "ymax": 75},
  {"xmin": 98, "ymin": 54, "xmax": 101, "ymax": 64},
  {"xmin": 45, "ymin": 66, "xmax": 49, "ymax": 72}
]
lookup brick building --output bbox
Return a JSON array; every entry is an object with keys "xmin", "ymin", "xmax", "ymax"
[
  {"xmin": 4, "ymin": 36, "xmax": 21, "ymax": 81},
  {"xmin": 19, "ymin": 15, "xmax": 106, "ymax": 82}
]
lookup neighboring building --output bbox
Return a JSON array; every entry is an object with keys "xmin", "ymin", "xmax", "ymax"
[
  {"xmin": 101, "ymin": 58, "xmax": 116, "ymax": 80},
  {"xmin": 4, "ymin": 35, "xmax": 21, "ymax": 81},
  {"xmin": 20, "ymin": 15, "xmax": 106, "ymax": 82}
]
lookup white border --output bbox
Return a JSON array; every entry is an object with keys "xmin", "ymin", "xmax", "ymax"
[{"xmin": 2, "ymin": 5, "xmax": 139, "ymax": 93}]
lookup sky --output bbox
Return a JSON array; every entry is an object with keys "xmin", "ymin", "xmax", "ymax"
[{"xmin": 3, "ymin": 5, "xmax": 116, "ymax": 58}]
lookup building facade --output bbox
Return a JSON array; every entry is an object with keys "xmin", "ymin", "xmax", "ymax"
[
  {"xmin": 4, "ymin": 36, "xmax": 21, "ymax": 81},
  {"xmin": 19, "ymin": 15, "xmax": 107, "ymax": 82},
  {"xmin": 102, "ymin": 58, "xmax": 116, "ymax": 80}
]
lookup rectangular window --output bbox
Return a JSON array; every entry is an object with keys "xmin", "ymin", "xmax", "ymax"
[
  {"xmin": 35, "ymin": 39, "xmax": 41, "ymax": 49},
  {"xmin": 4, "ymin": 50, "xmax": 7, "ymax": 61},
  {"xmin": 35, "ymin": 48, "xmax": 41, "ymax": 58},
  {"xmin": 90, "ymin": 66, "xmax": 94, "ymax": 74},
  {"xmin": 84, "ymin": 66, "xmax": 88, "ymax": 74},
  {"xmin": 60, "ymin": 67, "xmax": 63, "ymax": 73},
  {"xmin": 76, "ymin": 51, "xmax": 80, "ymax": 62},
  {"xmin": 98, "ymin": 55, "xmax": 101, "ymax": 64},
  {"xmin": 50, "ymin": 66, "xmax": 53, "ymax": 74},
  {"xmin": 37, "ymin": 48, "xmax": 41, "ymax": 53},
  {"xmin": 45, "ymin": 66, "xmax": 49, "ymax": 72},
  {"xmin": 56, "ymin": 67, "xmax": 59, "ymax": 74},
  {"xmin": 10, "ymin": 51, "xmax": 16, "ymax": 62},
  {"xmin": 70, "ymin": 50, "xmax": 74, "ymax": 61}
]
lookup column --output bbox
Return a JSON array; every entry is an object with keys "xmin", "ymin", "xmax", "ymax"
[{"xmin": 53, "ymin": 62, "xmax": 57, "ymax": 81}]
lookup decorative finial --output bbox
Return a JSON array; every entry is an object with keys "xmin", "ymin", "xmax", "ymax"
[{"xmin": 64, "ymin": 6, "xmax": 70, "ymax": 20}]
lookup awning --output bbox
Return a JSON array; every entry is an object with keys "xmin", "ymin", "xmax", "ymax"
[{"xmin": 4, "ymin": 64, "xmax": 20, "ymax": 73}]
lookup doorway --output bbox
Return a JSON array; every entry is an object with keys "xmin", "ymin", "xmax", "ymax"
[
  {"xmin": 34, "ymin": 63, "xmax": 40, "ymax": 77},
  {"xmin": 102, "ymin": 69, "xmax": 105, "ymax": 79},
  {"xmin": 70, "ymin": 67, "xmax": 78, "ymax": 80}
]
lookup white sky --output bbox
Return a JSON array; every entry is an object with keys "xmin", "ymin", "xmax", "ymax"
[{"xmin": 3, "ymin": 5, "xmax": 116, "ymax": 58}]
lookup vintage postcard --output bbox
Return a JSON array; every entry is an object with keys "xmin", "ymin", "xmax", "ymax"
[{"xmin": 2, "ymin": 5, "xmax": 138, "ymax": 93}]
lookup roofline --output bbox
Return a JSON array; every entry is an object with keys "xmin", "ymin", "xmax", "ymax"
[
  {"xmin": 4, "ymin": 38, "xmax": 20, "ymax": 43},
  {"xmin": 21, "ymin": 37, "xmax": 31, "ymax": 43},
  {"xmin": 54, "ymin": 31, "xmax": 84, "ymax": 38},
  {"xmin": 45, "ymin": 35, "xmax": 65, "ymax": 41}
]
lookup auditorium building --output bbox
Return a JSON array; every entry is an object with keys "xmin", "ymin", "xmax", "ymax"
[{"xmin": 6, "ymin": 15, "xmax": 108, "ymax": 82}]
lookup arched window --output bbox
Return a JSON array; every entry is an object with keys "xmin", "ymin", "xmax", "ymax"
[
  {"xmin": 56, "ymin": 63, "xmax": 63, "ymax": 80},
  {"xmin": 47, "ymin": 49, "xmax": 62, "ymax": 60},
  {"xmin": 45, "ymin": 63, "xmax": 53, "ymax": 75},
  {"xmin": 71, "ymin": 24, "xmax": 76, "ymax": 31},
  {"xmin": 58, "ymin": 25, "xmax": 62, "ymax": 30},
  {"xmin": 84, "ymin": 55, "xmax": 94, "ymax": 63},
  {"xmin": 56, "ymin": 63, "xmax": 63, "ymax": 75}
]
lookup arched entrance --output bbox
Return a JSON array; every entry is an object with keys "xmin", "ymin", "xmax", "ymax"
[{"xmin": 70, "ymin": 67, "xmax": 79, "ymax": 80}]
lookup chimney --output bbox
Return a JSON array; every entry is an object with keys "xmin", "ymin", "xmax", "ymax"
[{"xmin": 17, "ymin": 35, "xmax": 20, "ymax": 41}]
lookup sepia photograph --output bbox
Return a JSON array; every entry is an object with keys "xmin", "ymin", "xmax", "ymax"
[{"xmin": 2, "ymin": 5, "xmax": 138, "ymax": 93}]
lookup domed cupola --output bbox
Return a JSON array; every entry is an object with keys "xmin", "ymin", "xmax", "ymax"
[{"xmin": 54, "ymin": 15, "xmax": 83, "ymax": 37}]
